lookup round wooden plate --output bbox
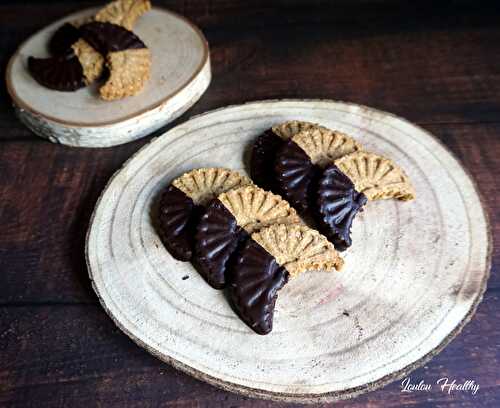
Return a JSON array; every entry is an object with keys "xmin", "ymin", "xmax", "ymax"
[
  {"xmin": 86, "ymin": 100, "xmax": 491, "ymax": 403},
  {"xmin": 6, "ymin": 7, "xmax": 210, "ymax": 148}
]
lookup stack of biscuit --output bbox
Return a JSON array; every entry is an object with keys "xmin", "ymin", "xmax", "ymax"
[
  {"xmin": 157, "ymin": 121, "xmax": 415, "ymax": 335},
  {"xmin": 158, "ymin": 168, "xmax": 343, "ymax": 334},
  {"xmin": 253, "ymin": 121, "xmax": 415, "ymax": 249},
  {"xmin": 28, "ymin": 0, "xmax": 152, "ymax": 100}
]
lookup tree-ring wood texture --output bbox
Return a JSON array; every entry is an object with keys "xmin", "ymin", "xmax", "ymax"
[
  {"xmin": 6, "ymin": 7, "xmax": 210, "ymax": 148},
  {"xmin": 86, "ymin": 100, "xmax": 491, "ymax": 403}
]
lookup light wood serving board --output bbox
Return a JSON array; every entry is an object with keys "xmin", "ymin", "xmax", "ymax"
[
  {"xmin": 6, "ymin": 7, "xmax": 210, "ymax": 148},
  {"xmin": 86, "ymin": 100, "xmax": 491, "ymax": 403}
]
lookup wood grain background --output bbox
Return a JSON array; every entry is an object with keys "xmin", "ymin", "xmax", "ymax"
[{"xmin": 1, "ymin": 1, "xmax": 499, "ymax": 406}]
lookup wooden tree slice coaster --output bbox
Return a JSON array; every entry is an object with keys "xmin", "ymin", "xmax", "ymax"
[
  {"xmin": 86, "ymin": 100, "xmax": 491, "ymax": 403},
  {"xmin": 6, "ymin": 7, "xmax": 210, "ymax": 147}
]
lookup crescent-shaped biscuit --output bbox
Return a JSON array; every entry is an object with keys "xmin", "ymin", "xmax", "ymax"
[
  {"xmin": 274, "ymin": 128, "xmax": 362, "ymax": 212},
  {"xmin": 95, "ymin": 0, "xmax": 151, "ymax": 30},
  {"xmin": 250, "ymin": 121, "xmax": 325, "ymax": 191},
  {"xmin": 316, "ymin": 165, "xmax": 368, "ymax": 251},
  {"xmin": 158, "ymin": 168, "xmax": 252, "ymax": 262},
  {"xmin": 195, "ymin": 185, "xmax": 300, "ymax": 289},
  {"xmin": 35, "ymin": 0, "xmax": 150, "ymax": 90},
  {"xmin": 99, "ymin": 48, "xmax": 151, "ymax": 100},
  {"xmin": 335, "ymin": 151, "xmax": 415, "ymax": 201},
  {"xmin": 229, "ymin": 223, "xmax": 343, "ymax": 334}
]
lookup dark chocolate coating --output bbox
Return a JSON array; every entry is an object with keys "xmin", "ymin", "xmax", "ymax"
[
  {"xmin": 80, "ymin": 22, "xmax": 146, "ymax": 55},
  {"xmin": 274, "ymin": 140, "xmax": 320, "ymax": 213},
  {"xmin": 28, "ymin": 53, "xmax": 85, "ymax": 91},
  {"xmin": 229, "ymin": 238, "xmax": 289, "ymax": 335},
  {"xmin": 49, "ymin": 23, "xmax": 81, "ymax": 55},
  {"xmin": 158, "ymin": 185, "xmax": 201, "ymax": 262},
  {"xmin": 250, "ymin": 129, "xmax": 284, "ymax": 191},
  {"xmin": 195, "ymin": 200, "xmax": 248, "ymax": 289},
  {"xmin": 316, "ymin": 165, "xmax": 367, "ymax": 251}
]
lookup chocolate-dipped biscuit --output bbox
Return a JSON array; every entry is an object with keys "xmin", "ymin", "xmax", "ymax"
[
  {"xmin": 99, "ymin": 47, "xmax": 151, "ymax": 100},
  {"xmin": 28, "ymin": 38, "xmax": 104, "ymax": 91},
  {"xmin": 158, "ymin": 168, "xmax": 252, "ymax": 262},
  {"xmin": 334, "ymin": 151, "xmax": 416, "ymax": 201},
  {"xmin": 80, "ymin": 21, "xmax": 146, "ymax": 55},
  {"xmin": 28, "ymin": 52, "xmax": 86, "ymax": 91},
  {"xmin": 79, "ymin": 21, "xmax": 152, "ymax": 100},
  {"xmin": 274, "ymin": 138, "xmax": 318, "ymax": 213},
  {"xmin": 315, "ymin": 152, "xmax": 415, "ymax": 250},
  {"xmin": 195, "ymin": 185, "xmax": 300, "ymax": 289},
  {"xmin": 229, "ymin": 239, "xmax": 288, "ymax": 335},
  {"xmin": 250, "ymin": 121, "xmax": 322, "ymax": 191},
  {"xmin": 94, "ymin": 0, "xmax": 152, "ymax": 31},
  {"xmin": 316, "ymin": 165, "xmax": 367, "ymax": 251},
  {"xmin": 28, "ymin": 0, "xmax": 150, "ymax": 92},
  {"xmin": 49, "ymin": 23, "xmax": 81, "ymax": 56},
  {"xmin": 195, "ymin": 200, "xmax": 248, "ymax": 289},
  {"xmin": 229, "ymin": 223, "xmax": 344, "ymax": 335},
  {"xmin": 158, "ymin": 184, "xmax": 199, "ymax": 261},
  {"xmin": 71, "ymin": 39, "xmax": 106, "ymax": 84},
  {"xmin": 274, "ymin": 127, "xmax": 362, "ymax": 213}
]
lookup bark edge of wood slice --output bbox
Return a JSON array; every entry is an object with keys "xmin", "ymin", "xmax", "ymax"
[
  {"xmin": 86, "ymin": 99, "xmax": 491, "ymax": 403},
  {"xmin": 6, "ymin": 7, "xmax": 211, "ymax": 148}
]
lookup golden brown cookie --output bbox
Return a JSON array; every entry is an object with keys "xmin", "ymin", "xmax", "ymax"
[
  {"xmin": 229, "ymin": 223, "xmax": 343, "ymax": 334},
  {"xmin": 172, "ymin": 168, "xmax": 253, "ymax": 206},
  {"xmin": 95, "ymin": 0, "xmax": 152, "ymax": 30},
  {"xmin": 218, "ymin": 186, "xmax": 300, "ymax": 234},
  {"xmin": 292, "ymin": 128, "xmax": 363, "ymax": 167},
  {"xmin": 252, "ymin": 223, "xmax": 343, "ymax": 277},
  {"xmin": 271, "ymin": 120, "xmax": 324, "ymax": 140},
  {"xmin": 158, "ymin": 168, "xmax": 252, "ymax": 262},
  {"xmin": 195, "ymin": 186, "xmax": 300, "ymax": 289},
  {"xmin": 99, "ymin": 48, "xmax": 151, "ymax": 100},
  {"xmin": 334, "ymin": 151, "xmax": 415, "ymax": 201},
  {"xmin": 78, "ymin": 21, "xmax": 152, "ymax": 100},
  {"xmin": 84, "ymin": 0, "xmax": 151, "ymax": 84}
]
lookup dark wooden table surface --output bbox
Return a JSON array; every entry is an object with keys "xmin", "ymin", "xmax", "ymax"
[{"xmin": 1, "ymin": 1, "xmax": 499, "ymax": 407}]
